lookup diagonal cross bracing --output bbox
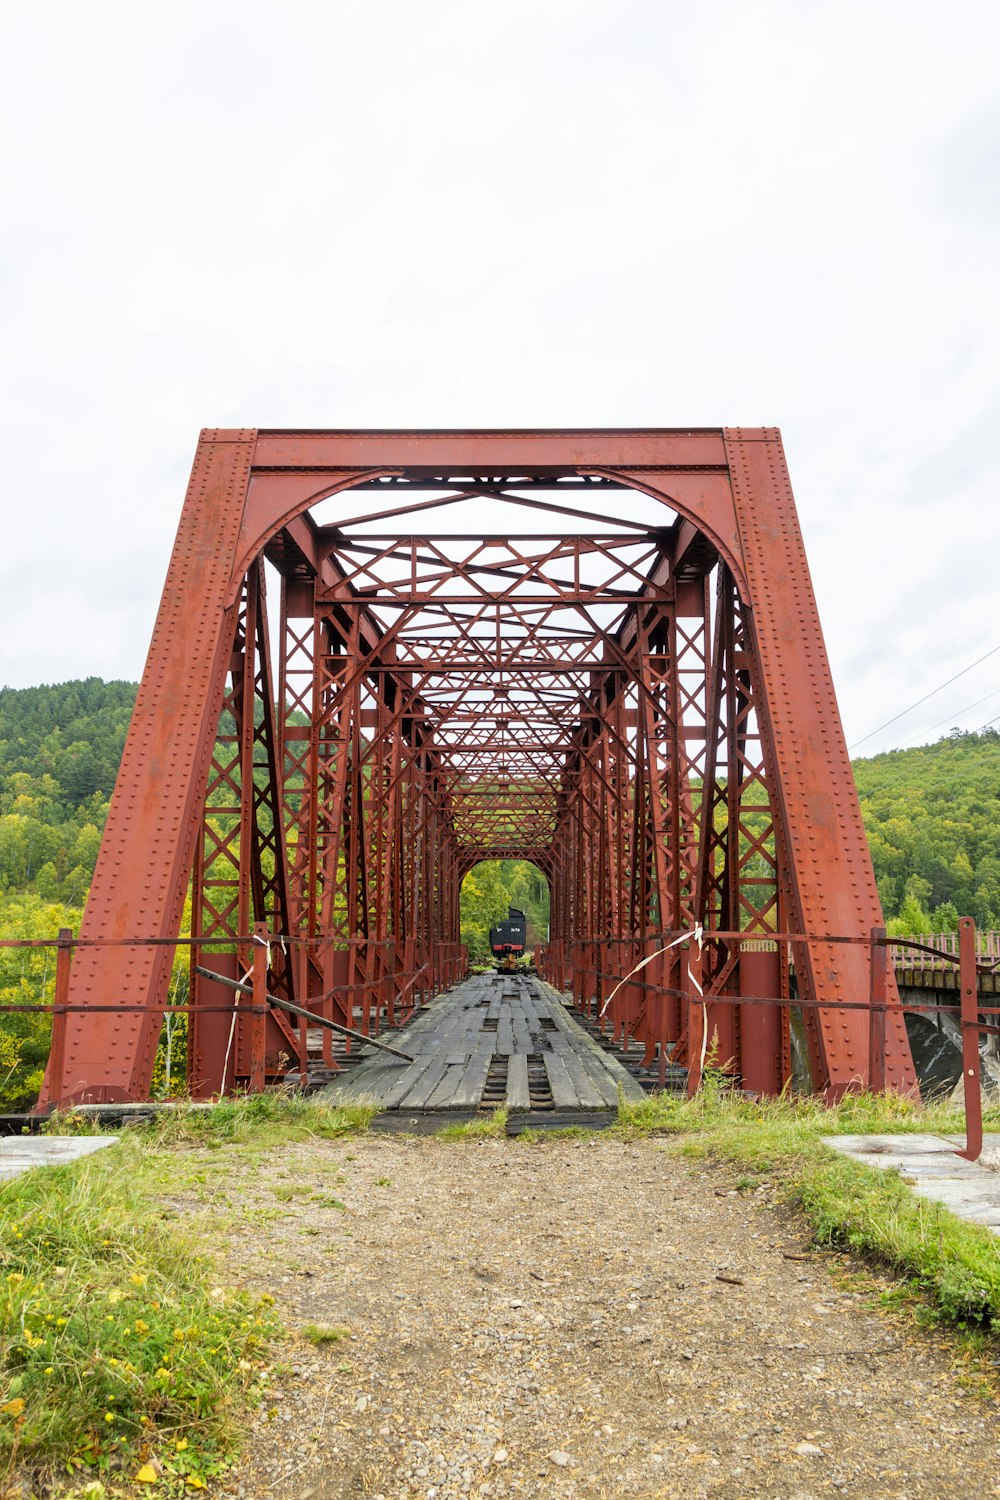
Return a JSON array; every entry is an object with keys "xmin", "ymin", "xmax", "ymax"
[{"xmin": 38, "ymin": 429, "xmax": 916, "ymax": 1109}]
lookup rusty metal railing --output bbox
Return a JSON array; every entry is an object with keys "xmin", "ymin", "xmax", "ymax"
[
  {"xmin": 0, "ymin": 927, "xmax": 467, "ymax": 1109},
  {"xmin": 1, "ymin": 921, "xmax": 997, "ymax": 1160},
  {"xmin": 537, "ymin": 919, "xmax": 1000, "ymax": 1161}
]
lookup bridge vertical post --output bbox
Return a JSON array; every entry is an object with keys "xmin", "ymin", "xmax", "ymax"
[
  {"xmin": 47, "ymin": 929, "xmax": 73, "ymax": 1110},
  {"xmin": 868, "ymin": 926, "xmax": 887, "ymax": 1094},
  {"xmin": 250, "ymin": 923, "xmax": 269, "ymax": 1094},
  {"xmin": 955, "ymin": 916, "xmax": 983, "ymax": 1162},
  {"xmin": 685, "ymin": 940, "xmax": 706, "ymax": 1098}
]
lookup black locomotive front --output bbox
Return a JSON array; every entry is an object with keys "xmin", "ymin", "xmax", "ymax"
[{"xmin": 489, "ymin": 907, "xmax": 527, "ymax": 969}]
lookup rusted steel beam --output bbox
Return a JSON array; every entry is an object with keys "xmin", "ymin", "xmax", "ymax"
[{"xmin": 39, "ymin": 428, "xmax": 914, "ymax": 1107}]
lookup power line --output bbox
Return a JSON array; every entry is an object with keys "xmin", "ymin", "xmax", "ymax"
[
  {"xmin": 850, "ymin": 642, "xmax": 1000, "ymax": 751},
  {"xmin": 929, "ymin": 685, "xmax": 1000, "ymax": 732}
]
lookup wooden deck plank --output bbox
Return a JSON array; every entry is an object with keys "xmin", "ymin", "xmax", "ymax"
[
  {"xmin": 402, "ymin": 1056, "xmax": 452, "ymax": 1109},
  {"xmin": 450, "ymin": 1053, "xmax": 493, "ymax": 1110},
  {"xmin": 328, "ymin": 1062, "xmax": 401, "ymax": 1103},
  {"xmin": 506, "ymin": 1054, "xmax": 531, "ymax": 1112},
  {"xmin": 556, "ymin": 1049, "xmax": 606, "ymax": 1109},
  {"xmin": 424, "ymin": 1063, "xmax": 469, "ymax": 1110},
  {"xmin": 579, "ymin": 1044, "xmax": 647, "ymax": 1102},
  {"xmin": 542, "ymin": 1053, "xmax": 581, "ymax": 1109},
  {"xmin": 374, "ymin": 1054, "xmax": 440, "ymax": 1109},
  {"xmin": 572, "ymin": 1048, "xmax": 624, "ymax": 1107},
  {"xmin": 318, "ymin": 972, "xmax": 647, "ymax": 1113}
]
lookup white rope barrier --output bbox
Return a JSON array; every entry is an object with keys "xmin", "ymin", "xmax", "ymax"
[
  {"xmin": 598, "ymin": 924, "xmax": 704, "ymax": 1019},
  {"xmin": 221, "ymin": 934, "xmax": 270, "ymax": 1086}
]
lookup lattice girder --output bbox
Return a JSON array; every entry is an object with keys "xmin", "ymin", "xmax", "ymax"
[{"xmin": 38, "ymin": 429, "xmax": 915, "ymax": 1107}]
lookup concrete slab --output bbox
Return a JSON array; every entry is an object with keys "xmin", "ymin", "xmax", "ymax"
[
  {"xmin": 0, "ymin": 1135, "xmax": 118, "ymax": 1181},
  {"xmin": 823, "ymin": 1133, "xmax": 1000, "ymax": 1235}
]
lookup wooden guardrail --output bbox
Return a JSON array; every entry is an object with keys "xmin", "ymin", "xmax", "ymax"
[{"xmin": 889, "ymin": 930, "xmax": 1000, "ymax": 969}]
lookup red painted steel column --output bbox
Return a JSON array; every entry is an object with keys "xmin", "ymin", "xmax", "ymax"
[
  {"xmin": 45, "ymin": 929, "xmax": 73, "ymax": 1108},
  {"xmin": 868, "ymin": 926, "xmax": 887, "ymax": 1095},
  {"xmin": 723, "ymin": 431, "xmax": 916, "ymax": 1098},
  {"xmin": 739, "ymin": 947, "xmax": 785, "ymax": 1096},
  {"xmin": 39, "ymin": 431, "xmax": 256, "ymax": 1107},
  {"xmin": 955, "ymin": 916, "xmax": 983, "ymax": 1162}
]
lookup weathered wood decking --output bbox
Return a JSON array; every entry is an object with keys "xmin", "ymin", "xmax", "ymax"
[{"xmin": 321, "ymin": 972, "xmax": 647, "ymax": 1115}]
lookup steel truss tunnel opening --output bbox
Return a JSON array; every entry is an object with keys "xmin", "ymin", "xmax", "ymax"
[
  {"xmin": 459, "ymin": 859, "xmax": 550, "ymax": 967},
  {"xmin": 40, "ymin": 430, "xmax": 917, "ymax": 1110}
]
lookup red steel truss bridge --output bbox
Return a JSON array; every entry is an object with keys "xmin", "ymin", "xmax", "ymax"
[{"xmin": 38, "ymin": 427, "xmax": 923, "ymax": 1110}]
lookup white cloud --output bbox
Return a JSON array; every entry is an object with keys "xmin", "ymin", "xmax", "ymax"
[{"xmin": 1, "ymin": 0, "xmax": 999, "ymax": 755}]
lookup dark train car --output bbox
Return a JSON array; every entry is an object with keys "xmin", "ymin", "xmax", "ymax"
[{"xmin": 489, "ymin": 907, "xmax": 527, "ymax": 968}]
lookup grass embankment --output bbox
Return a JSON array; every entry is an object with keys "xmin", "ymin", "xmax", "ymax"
[
  {"xmin": 0, "ymin": 1095, "xmax": 376, "ymax": 1495},
  {"xmin": 617, "ymin": 1086, "xmax": 1000, "ymax": 1337}
]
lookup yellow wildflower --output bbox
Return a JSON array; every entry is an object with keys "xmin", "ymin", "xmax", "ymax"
[
  {"xmin": 1, "ymin": 1399, "xmax": 25, "ymax": 1418},
  {"xmin": 6, "ymin": 1272, "xmax": 23, "ymax": 1284}
]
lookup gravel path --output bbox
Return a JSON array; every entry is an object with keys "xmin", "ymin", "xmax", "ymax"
[{"xmin": 187, "ymin": 1133, "xmax": 1000, "ymax": 1499}]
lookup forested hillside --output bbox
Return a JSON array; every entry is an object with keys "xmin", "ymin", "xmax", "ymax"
[
  {"xmin": 460, "ymin": 858, "xmax": 550, "ymax": 963},
  {"xmin": 1, "ymin": 680, "xmax": 999, "ymax": 1103},
  {"xmin": 2, "ymin": 681, "xmax": 998, "ymax": 934},
  {"xmin": 0, "ymin": 678, "xmax": 135, "ymax": 903},
  {"xmin": 0, "ymin": 679, "xmax": 137, "ymax": 1104},
  {"xmin": 856, "ymin": 729, "xmax": 1000, "ymax": 934}
]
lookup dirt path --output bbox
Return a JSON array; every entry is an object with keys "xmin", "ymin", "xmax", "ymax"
[{"xmin": 188, "ymin": 1133, "xmax": 1000, "ymax": 1499}]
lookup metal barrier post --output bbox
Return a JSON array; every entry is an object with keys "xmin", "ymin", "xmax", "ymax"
[
  {"xmin": 685, "ymin": 939, "xmax": 705, "ymax": 1098},
  {"xmin": 47, "ymin": 928, "xmax": 73, "ymax": 1107},
  {"xmin": 250, "ymin": 923, "xmax": 268, "ymax": 1093},
  {"xmin": 868, "ymin": 925, "xmax": 887, "ymax": 1093},
  {"xmin": 956, "ymin": 915, "xmax": 983, "ymax": 1162}
]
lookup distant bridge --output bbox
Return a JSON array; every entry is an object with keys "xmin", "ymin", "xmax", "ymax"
[{"xmin": 891, "ymin": 930, "xmax": 1000, "ymax": 999}]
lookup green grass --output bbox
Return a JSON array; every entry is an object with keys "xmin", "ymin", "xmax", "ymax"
[
  {"xmin": 46, "ymin": 1093, "xmax": 379, "ymax": 1148},
  {"xmin": 271, "ymin": 1183, "xmax": 315, "ymax": 1202},
  {"xmin": 3, "ymin": 1095, "xmax": 378, "ymax": 1492},
  {"xmin": 436, "ymin": 1107, "xmax": 509, "ymax": 1139},
  {"xmin": 300, "ymin": 1324, "xmax": 351, "ymax": 1346},
  {"xmin": 0, "ymin": 1145, "xmax": 277, "ymax": 1492},
  {"xmin": 615, "ymin": 1085, "xmax": 1000, "ymax": 1336}
]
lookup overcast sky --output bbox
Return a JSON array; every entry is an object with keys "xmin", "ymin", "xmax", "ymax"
[{"xmin": 2, "ymin": 0, "xmax": 998, "ymax": 757}]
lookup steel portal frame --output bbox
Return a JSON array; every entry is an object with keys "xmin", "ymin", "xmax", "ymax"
[{"xmin": 39, "ymin": 428, "xmax": 916, "ymax": 1107}]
